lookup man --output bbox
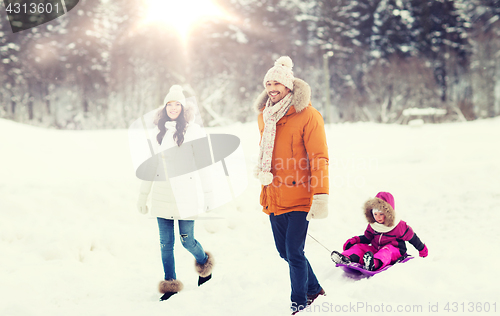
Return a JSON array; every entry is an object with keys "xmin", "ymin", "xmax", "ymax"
[{"xmin": 254, "ymin": 56, "xmax": 329, "ymax": 314}]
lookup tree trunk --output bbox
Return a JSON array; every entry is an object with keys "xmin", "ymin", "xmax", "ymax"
[
  {"xmin": 28, "ymin": 98, "xmax": 34, "ymax": 120},
  {"xmin": 471, "ymin": 31, "xmax": 496, "ymax": 118},
  {"xmin": 11, "ymin": 98, "xmax": 16, "ymax": 117},
  {"xmin": 44, "ymin": 83, "xmax": 51, "ymax": 115}
]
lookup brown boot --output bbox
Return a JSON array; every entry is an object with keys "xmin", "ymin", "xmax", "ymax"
[
  {"xmin": 158, "ymin": 279, "xmax": 183, "ymax": 301},
  {"xmin": 307, "ymin": 287, "xmax": 326, "ymax": 305},
  {"xmin": 195, "ymin": 252, "xmax": 214, "ymax": 286}
]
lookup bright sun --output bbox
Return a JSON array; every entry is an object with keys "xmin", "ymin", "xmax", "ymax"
[{"xmin": 142, "ymin": 0, "xmax": 225, "ymax": 40}]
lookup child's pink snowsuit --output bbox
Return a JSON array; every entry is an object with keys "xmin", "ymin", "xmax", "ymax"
[
  {"xmin": 343, "ymin": 221, "xmax": 417, "ymax": 269},
  {"xmin": 343, "ymin": 192, "xmax": 425, "ymax": 269}
]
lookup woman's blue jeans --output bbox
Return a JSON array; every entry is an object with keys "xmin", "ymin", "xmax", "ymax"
[
  {"xmin": 270, "ymin": 211, "xmax": 321, "ymax": 307},
  {"xmin": 157, "ymin": 218, "xmax": 208, "ymax": 280}
]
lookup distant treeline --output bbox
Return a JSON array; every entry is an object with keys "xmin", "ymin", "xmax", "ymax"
[{"xmin": 0, "ymin": 0, "xmax": 499, "ymax": 129}]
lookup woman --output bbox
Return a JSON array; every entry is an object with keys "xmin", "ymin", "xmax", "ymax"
[{"xmin": 136, "ymin": 85, "xmax": 214, "ymax": 301}]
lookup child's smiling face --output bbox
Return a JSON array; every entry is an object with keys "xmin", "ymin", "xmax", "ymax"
[{"xmin": 373, "ymin": 210, "xmax": 385, "ymax": 224}]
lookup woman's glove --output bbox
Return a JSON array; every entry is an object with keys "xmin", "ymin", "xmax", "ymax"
[
  {"xmin": 306, "ymin": 194, "xmax": 329, "ymax": 221},
  {"xmin": 343, "ymin": 236, "xmax": 361, "ymax": 251},
  {"xmin": 419, "ymin": 244, "xmax": 428, "ymax": 258},
  {"xmin": 137, "ymin": 181, "xmax": 152, "ymax": 214},
  {"xmin": 204, "ymin": 191, "xmax": 214, "ymax": 211},
  {"xmin": 137, "ymin": 193, "xmax": 149, "ymax": 214}
]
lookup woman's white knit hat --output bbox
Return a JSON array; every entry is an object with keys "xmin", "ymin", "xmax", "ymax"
[
  {"xmin": 163, "ymin": 85, "xmax": 186, "ymax": 105},
  {"xmin": 263, "ymin": 56, "xmax": 294, "ymax": 91}
]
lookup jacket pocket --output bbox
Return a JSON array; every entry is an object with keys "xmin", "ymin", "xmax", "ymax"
[{"xmin": 276, "ymin": 172, "xmax": 311, "ymax": 207}]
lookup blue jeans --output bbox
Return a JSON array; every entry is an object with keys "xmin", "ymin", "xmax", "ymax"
[
  {"xmin": 270, "ymin": 212, "xmax": 321, "ymax": 307},
  {"xmin": 157, "ymin": 218, "xmax": 208, "ymax": 280}
]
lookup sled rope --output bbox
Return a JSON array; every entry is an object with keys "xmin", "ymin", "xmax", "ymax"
[{"xmin": 307, "ymin": 233, "xmax": 331, "ymax": 253}]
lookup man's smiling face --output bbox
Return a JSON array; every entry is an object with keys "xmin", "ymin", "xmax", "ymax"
[{"xmin": 265, "ymin": 80, "xmax": 291, "ymax": 103}]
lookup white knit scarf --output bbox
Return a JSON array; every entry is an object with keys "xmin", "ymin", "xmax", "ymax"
[
  {"xmin": 157, "ymin": 121, "xmax": 179, "ymax": 150},
  {"xmin": 257, "ymin": 93, "xmax": 293, "ymax": 185},
  {"xmin": 370, "ymin": 216, "xmax": 401, "ymax": 233}
]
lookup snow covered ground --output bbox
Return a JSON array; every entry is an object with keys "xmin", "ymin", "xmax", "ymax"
[{"xmin": 1, "ymin": 117, "xmax": 499, "ymax": 316}]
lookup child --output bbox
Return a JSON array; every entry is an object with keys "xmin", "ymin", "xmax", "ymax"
[{"xmin": 331, "ymin": 192, "xmax": 428, "ymax": 271}]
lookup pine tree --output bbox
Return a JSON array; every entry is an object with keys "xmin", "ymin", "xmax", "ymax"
[
  {"xmin": 409, "ymin": 0, "xmax": 470, "ymax": 102},
  {"xmin": 371, "ymin": 0, "xmax": 415, "ymax": 58},
  {"xmin": 466, "ymin": 0, "xmax": 500, "ymax": 118}
]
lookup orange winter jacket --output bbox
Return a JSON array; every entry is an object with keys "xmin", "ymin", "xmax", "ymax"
[{"xmin": 254, "ymin": 78, "xmax": 329, "ymax": 216}]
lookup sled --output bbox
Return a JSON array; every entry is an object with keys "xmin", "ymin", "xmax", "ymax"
[{"xmin": 335, "ymin": 255, "xmax": 413, "ymax": 279}]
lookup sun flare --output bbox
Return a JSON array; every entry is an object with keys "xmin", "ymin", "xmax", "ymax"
[{"xmin": 142, "ymin": 0, "xmax": 225, "ymax": 40}]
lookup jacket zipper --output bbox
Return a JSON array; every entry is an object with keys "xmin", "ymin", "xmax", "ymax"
[{"xmin": 378, "ymin": 233, "xmax": 383, "ymax": 250}]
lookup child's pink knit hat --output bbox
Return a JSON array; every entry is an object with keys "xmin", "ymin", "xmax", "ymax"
[{"xmin": 375, "ymin": 192, "xmax": 395, "ymax": 210}]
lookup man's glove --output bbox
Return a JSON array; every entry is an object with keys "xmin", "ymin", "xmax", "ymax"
[
  {"xmin": 306, "ymin": 194, "xmax": 329, "ymax": 221},
  {"xmin": 253, "ymin": 165, "xmax": 260, "ymax": 179}
]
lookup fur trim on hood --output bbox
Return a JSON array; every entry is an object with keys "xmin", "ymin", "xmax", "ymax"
[
  {"xmin": 158, "ymin": 279, "xmax": 184, "ymax": 293},
  {"xmin": 183, "ymin": 101, "xmax": 196, "ymax": 122},
  {"xmin": 253, "ymin": 78, "xmax": 311, "ymax": 114},
  {"xmin": 364, "ymin": 197, "xmax": 396, "ymax": 228},
  {"xmin": 195, "ymin": 251, "xmax": 214, "ymax": 277}
]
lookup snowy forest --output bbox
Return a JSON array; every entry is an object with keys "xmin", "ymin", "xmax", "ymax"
[{"xmin": 1, "ymin": 0, "xmax": 499, "ymax": 129}]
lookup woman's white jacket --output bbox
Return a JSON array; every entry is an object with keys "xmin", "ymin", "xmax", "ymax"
[{"xmin": 139, "ymin": 122, "xmax": 212, "ymax": 219}]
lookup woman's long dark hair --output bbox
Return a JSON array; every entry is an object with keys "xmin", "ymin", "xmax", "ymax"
[{"xmin": 156, "ymin": 104, "xmax": 187, "ymax": 146}]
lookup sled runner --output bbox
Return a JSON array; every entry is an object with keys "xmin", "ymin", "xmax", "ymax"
[{"xmin": 334, "ymin": 254, "xmax": 413, "ymax": 279}]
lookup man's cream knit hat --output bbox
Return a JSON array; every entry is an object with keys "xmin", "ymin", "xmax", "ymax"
[{"xmin": 263, "ymin": 56, "xmax": 294, "ymax": 90}]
